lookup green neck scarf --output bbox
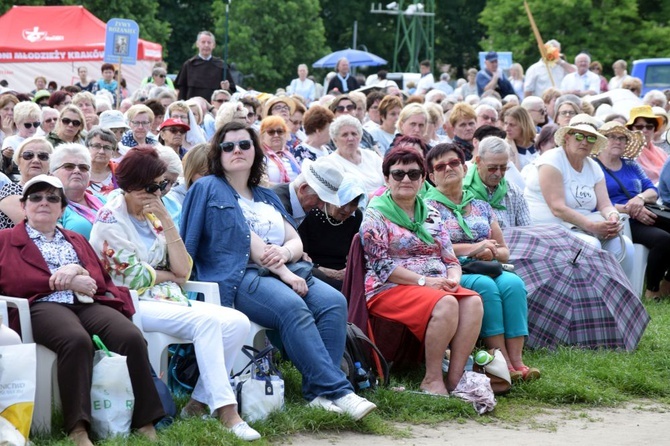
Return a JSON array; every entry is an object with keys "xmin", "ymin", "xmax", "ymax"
[
  {"xmin": 369, "ymin": 190, "xmax": 434, "ymax": 245},
  {"xmin": 424, "ymin": 187, "xmax": 476, "ymax": 239},
  {"xmin": 463, "ymin": 163, "xmax": 507, "ymax": 210}
]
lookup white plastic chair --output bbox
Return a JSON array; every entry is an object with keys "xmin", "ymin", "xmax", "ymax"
[
  {"xmin": 0, "ymin": 295, "xmax": 59, "ymax": 434},
  {"xmin": 622, "ymin": 219, "xmax": 649, "ymax": 296}
]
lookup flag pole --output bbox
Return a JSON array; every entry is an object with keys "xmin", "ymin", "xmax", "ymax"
[{"xmin": 523, "ymin": 1, "xmax": 555, "ymax": 87}]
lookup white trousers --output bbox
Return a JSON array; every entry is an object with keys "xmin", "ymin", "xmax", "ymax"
[
  {"xmin": 573, "ymin": 232, "xmax": 635, "ymax": 279},
  {"xmin": 139, "ymin": 300, "xmax": 250, "ymax": 412}
]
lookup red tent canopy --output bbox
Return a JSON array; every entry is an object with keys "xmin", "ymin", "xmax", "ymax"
[{"xmin": 0, "ymin": 5, "xmax": 162, "ymax": 63}]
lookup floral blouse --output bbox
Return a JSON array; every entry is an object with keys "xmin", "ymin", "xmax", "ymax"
[
  {"xmin": 427, "ymin": 199, "xmax": 495, "ymax": 244},
  {"xmin": 360, "ymin": 205, "xmax": 460, "ymax": 300},
  {"xmin": 29, "ymin": 224, "xmax": 80, "ymax": 304}
]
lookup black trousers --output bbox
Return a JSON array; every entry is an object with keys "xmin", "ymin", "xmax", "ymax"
[{"xmin": 629, "ymin": 219, "xmax": 670, "ymax": 291}]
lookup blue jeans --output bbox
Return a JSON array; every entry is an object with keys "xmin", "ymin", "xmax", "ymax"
[
  {"xmin": 233, "ymin": 268, "xmax": 353, "ymax": 401},
  {"xmin": 461, "ymin": 272, "xmax": 528, "ymax": 338}
]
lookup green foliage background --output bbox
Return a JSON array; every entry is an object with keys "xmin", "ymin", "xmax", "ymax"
[{"xmin": 1, "ymin": 1, "xmax": 669, "ymax": 91}]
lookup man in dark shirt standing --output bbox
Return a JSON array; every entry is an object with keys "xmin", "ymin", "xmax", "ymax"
[
  {"xmin": 175, "ymin": 31, "xmax": 237, "ymax": 101},
  {"xmin": 326, "ymin": 58, "xmax": 359, "ymax": 94}
]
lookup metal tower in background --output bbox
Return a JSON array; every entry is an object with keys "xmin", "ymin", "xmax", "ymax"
[{"xmin": 370, "ymin": 1, "xmax": 435, "ymax": 72}]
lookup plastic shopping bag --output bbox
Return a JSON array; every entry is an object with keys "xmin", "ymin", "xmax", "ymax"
[
  {"xmin": 232, "ymin": 346, "xmax": 284, "ymax": 422},
  {"xmin": 90, "ymin": 335, "xmax": 134, "ymax": 439},
  {"xmin": 0, "ymin": 343, "xmax": 36, "ymax": 446}
]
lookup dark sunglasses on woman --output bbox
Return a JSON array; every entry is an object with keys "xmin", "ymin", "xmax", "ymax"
[
  {"xmin": 26, "ymin": 193, "xmax": 61, "ymax": 204},
  {"xmin": 21, "ymin": 151, "xmax": 50, "ymax": 161},
  {"xmin": 390, "ymin": 169, "xmax": 423, "ymax": 181},
  {"xmin": 23, "ymin": 122, "xmax": 41, "ymax": 129},
  {"xmin": 144, "ymin": 179, "xmax": 170, "ymax": 194},
  {"xmin": 219, "ymin": 140, "xmax": 252, "ymax": 152},
  {"xmin": 61, "ymin": 117, "xmax": 82, "ymax": 127}
]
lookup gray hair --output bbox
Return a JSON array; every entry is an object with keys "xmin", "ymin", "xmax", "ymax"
[
  {"xmin": 643, "ymin": 90, "xmax": 668, "ymax": 108},
  {"xmin": 14, "ymin": 137, "xmax": 53, "ymax": 165},
  {"xmin": 475, "ymin": 104, "xmax": 498, "ymax": 120},
  {"xmin": 425, "ymin": 89, "xmax": 447, "ymax": 103},
  {"xmin": 85, "ymin": 126, "xmax": 117, "ymax": 147},
  {"xmin": 156, "ymin": 144, "xmax": 184, "ymax": 176},
  {"xmin": 479, "ymin": 97, "xmax": 502, "ymax": 112},
  {"xmin": 612, "ymin": 59, "xmax": 627, "ymax": 70},
  {"xmin": 50, "ymin": 143, "xmax": 91, "ymax": 171},
  {"xmin": 521, "ymin": 96, "xmax": 543, "ymax": 110},
  {"xmin": 478, "ymin": 136, "xmax": 511, "ymax": 159},
  {"xmin": 211, "ymin": 89, "xmax": 231, "ymax": 103},
  {"xmin": 12, "ymin": 101, "xmax": 41, "ymax": 124},
  {"xmin": 196, "ymin": 31, "xmax": 216, "ymax": 45},
  {"xmin": 329, "ymin": 114, "xmax": 362, "ymax": 140},
  {"xmin": 72, "ymin": 91, "xmax": 96, "ymax": 109},
  {"xmin": 41, "ymin": 106, "xmax": 59, "ymax": 120},
  {"xmin": 150, "ymin": 86, "xmax": 177, "ymax": 101}
]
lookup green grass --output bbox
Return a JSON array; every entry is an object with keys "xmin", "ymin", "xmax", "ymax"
[{"xmin": 32, "ymin": 300, "xmax": 670, "ymax": 445}]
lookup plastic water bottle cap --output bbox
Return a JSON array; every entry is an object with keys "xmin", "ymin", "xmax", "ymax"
[{"xmin": 474, "ymin": 350, "xmax": 494, "ymax": 366}]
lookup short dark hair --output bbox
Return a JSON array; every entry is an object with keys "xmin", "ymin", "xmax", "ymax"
[
  {"xmin": 382, "ymin": 147, "xmax": 426, "ymax": 177},
  {"xmin": 47, "ymin": 91, "xmax": 71, "ymax": 108},
  {"xmin": 473, "ymin": 125, "xmax": 506, "ymax": 141},
  {"xmin": 377, "ymin": 70, "xmax": 388, "ymax": 80},
  {"xmin": 101, "ymin": 63, "xmax": 115, "ymax": 73},
  {"xmin": 144, "ymin": 99, "xmax": 166, "ymax": 119},
  {"xmin": 420, "ymin": 60, "xmax": 431, "ymax": 68},
  {"xmin": 389, "ymin": 135, "xmax": 430, "ymax": 157},
  {"xmin": 366, "ymin": 91, "xmax": 385, "ymax": 111},
  {"xmin": 303, "ymin": 105, "xmax": 334, "ymax": 135},
  {"xmin": 535, "ymin": 123, "xmax": 558, "ymax": 150},
  {"xmin": 116, "ymin": 146, "xmax": 167, "ymax": 192},
  {"xmin": 208, "ymin": 121, "xmax": 265, "ymax": 187},
  {"xmin": 426, "ymin": 143, "xmax": 465, "ymax": 173},
  {"xmin": 20, "ymin": 184, "xmax": 67, "ymax": 208}
]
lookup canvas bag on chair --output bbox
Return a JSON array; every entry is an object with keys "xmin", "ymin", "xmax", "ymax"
[
  {"xmin": 0, "ymin": 343, "xmax": 36, "ymax": 446},
  {"xmin": 90, "ymin": 335, "xmax": 134, "ymax": 439},
  {"xmin": 232, "ymin": 345, "xmax": 284, "ymax": 422}
]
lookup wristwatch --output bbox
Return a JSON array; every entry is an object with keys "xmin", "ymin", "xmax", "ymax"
[{"xmin": 417, "ymin": 275, "xmax": 426, "ymax": 286}]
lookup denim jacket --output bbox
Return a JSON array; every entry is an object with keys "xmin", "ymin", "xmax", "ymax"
[{"xmin": 180, "ymin": 175, "xmax": 295, "ymax": 306}]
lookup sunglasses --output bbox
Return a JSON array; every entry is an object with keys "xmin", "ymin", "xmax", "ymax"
[
  {"xmin": 26, "ymin": 193, "xmax": 61, "ymax": 204},
  {"xmin": 88, "ymin": 143, "xmax": 115, "ymax": 152},
  {"xmin": 390, "ymin": 169, "xmax": 423, "ymax": 181},
  {"xmin": 158, "ymin": 74, "xmax": 166, "ymax": 79},
  {"xmin": 485, "ymin": 164, "xmax": 509, "ymax": 173},
  {"xmin": 23, "ymin": 122, "xmax": 41, "ymax": 129},
  {"xmin": 266, "ymin": 129, "xmax": 285, "ymax": 136},
  {"xmin": 61, "ymin": 117, "xmax": 82, "ymax": 127},
  {"xmin": 632, "ymin": 124, "xmax": 656, "ymax": 131},
  {"xmin": 570, "ymin": 132, "xmax": 598, "ymax": 144},
  {"xmin": 212, "ymin": 99, "xmax": 227, "ymax": 104},
  {"xmin": 165, "ymin": 127, "xmax": 187, "ymax": 135},
  {"xmin": 220, "ymin": 140, "xmax": 253, "ymax": 152},
  {"xmin": 43, "ymin": 118, "xmax": 57, "ymax": 124},
  {"xmin": 21, "ymin": 151, "xmax": 50, "ymax": 161},
  {"xmin": 335, "ymin": 104, "xmax": 356, "ymax": 113},
  {"xmin": 54, "ymin": 162, "xmax": 90, "ymax": 172},
  {"xmin": 531, "ymin": 108, "xmax": 547, "ymax": 115},
  {"xmin": 433, "ymin": 159, "xmax": 463, "ymax": 172},
  {"xmin": 144, "ymin": 179, "xmax": 170, "ymax": 194}
]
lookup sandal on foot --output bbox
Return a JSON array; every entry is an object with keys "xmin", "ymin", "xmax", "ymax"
[
  {"xmin": 508, "ymin": 366, "xmax": 523, "ymax": 382},
  {"xmin": 516, "ymin": 365, "xmax": 541, "ymax": 381}
]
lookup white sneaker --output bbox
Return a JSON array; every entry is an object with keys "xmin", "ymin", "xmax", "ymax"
[
  {"xmin": 308, "ymin": 396, "xmax": 344, "ymax": 414},
  {"xmin": 332, "ymin": 393, "xmax": 377, "ymax": 420},
  {"xmin": 229, "ymin": 421, "xmax": 261, "ymax": 441}
]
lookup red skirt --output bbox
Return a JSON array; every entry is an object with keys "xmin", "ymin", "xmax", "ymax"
[{"xmin": 367, "ymin": 285, "xmax": 479, "ymax": 342}]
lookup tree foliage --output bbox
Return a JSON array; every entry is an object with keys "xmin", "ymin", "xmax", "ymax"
[
  {"xmin": 159, "ymin": 0, "xmax": 214, "ymax": 73},
  {"xmin": 212, "ymin": 0, "xmax": 330, "ymax": 92},
  {"xmin": 479, "ymin": 0, "xmax": 670, "ymax": 76}
]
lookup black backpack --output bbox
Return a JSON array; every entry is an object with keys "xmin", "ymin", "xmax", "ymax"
[{"xmin": 340, "ymin": 322, "xmax": 390, "ymax": 392}]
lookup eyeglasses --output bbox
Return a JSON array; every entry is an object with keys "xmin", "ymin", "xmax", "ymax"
[
  {"xmin": 432, "ymin": 159, "xmax": 463, "ymax": 172},
  {"xmin": 144, "ymin": 179, "xmax": 170, "ymax": 194},
  {"xmin": 171, "ymin": 114, "xmax": 189, "ymax": 121},
  {"xmin": 390, "ymin": 169, "xmax": 423, "ymax": 181},
  {"xmin": 531, "ymin": 108, "xmax": 547, "ymax": 115},
  {"xmin": 130, "ymin": 120, "xmax": 151, "ymax": 127},
  {"xmin": 220, "ymin": 140, "xmax": 253, "ymax": 152},
  {"xmin": 271, "ymin": 104, "xmax": 290, "ymax": 113},
  {"xmin": 54, "ymin": 162, "xmax": 90, "ymax": 172},
  {"xmin": 559, "ymin": 110, "xmax": 577, "ymax": 117},
  {"xmin": 61, "ymin": 117, "xmax": 82, "ymax": 127},
  {"xmin": 570, "ymin": 132, "xmax": 598, "ymax": 144},
  {"xmin": 88, "ymin": 143, "xmax": 115, "ymax": 152},
  {"xmin": 212, "ymin": 98, "xmax": 228, "ymax": 104},
  {"xmin": 165, "ymin": 127, "xmax": 187, "ymax": 135},
  {"xmin": 266, "ymin": 129, "xmax": 285, "ymax": 136},
  {"xmin": 632, "ymin": 123, "xmax": 656, "ymax": 131},
  {"xmin": 607, "ymin": 135, "xmax": 628, "ymax": 143},
  {"xmin": 289, "ymin": 119, "xmax": 303, "ymax": 127},
  {"xmin": 485, "ymin": 164, "xmax": 509, "ymax": 173},
  {"xmin": 21, "ymin": 151, "xmax": 50, "ymax": 161},
  {"xmin": 43, "ymin": 118, "xmax": 57, "ymax": 124},
  {"xmin": 26, "ymin": 193, "xmax": 61, "ymax": 204},
  {"xmin": 23, "ymin": 122, "xmax": 41, "ymax": 129},
  {"xmin": 158, "ymin": 74, "xmax": 166, "ymax": 79},
  {"xmin": 335, "ymin": 104, "xmax": 356, "ymax": 113}
]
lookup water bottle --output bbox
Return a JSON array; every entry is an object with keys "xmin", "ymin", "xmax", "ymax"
[
  {"xmin": 474, "ymin": 350, "xmax": 494, "ymax": 367},
  {"xmin": 465, "ymin": 355, "xmax": 474, "ymax": 371},
  {"xmin": 354, "ymin": 362, "xmax": 371, "ymax": 390}
]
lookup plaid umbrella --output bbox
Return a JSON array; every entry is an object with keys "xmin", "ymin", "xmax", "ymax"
[{"xmin": 504, "ymin": 224, "xmax": 650, "ymax": 351}]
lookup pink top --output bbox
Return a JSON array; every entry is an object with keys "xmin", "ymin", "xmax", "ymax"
[{"xmin": 636, "ymin": 143, "xmax": 668, "ymax": 184}]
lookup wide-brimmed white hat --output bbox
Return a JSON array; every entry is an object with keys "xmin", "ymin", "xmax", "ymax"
[
  {"xmin": 302, "ymin": 158, "xmax": 343, "ymax": 206},
  {"xmin": 99, "ymin": 110, "xmax": 130, "ymax": 130},
  {"xmin": 22, "ymin": 174, "xmax": 63, "ymax": 199},
  {"xmin": 598, "ymin": 121, "xmax": 645, "ymax": 160},
  {"xmin": 554, "ymin": 114, "xmax": 608, "ymax": 154}
]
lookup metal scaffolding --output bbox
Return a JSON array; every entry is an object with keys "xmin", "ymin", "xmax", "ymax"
[{"xmin": 370, "ymin": 1, "xmax": 435, "ymax": 72}]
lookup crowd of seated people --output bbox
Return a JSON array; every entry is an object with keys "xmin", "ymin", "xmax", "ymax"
[{"xmin": 1, "ymin": 54, "xmax": 668, "ymax": 443}]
